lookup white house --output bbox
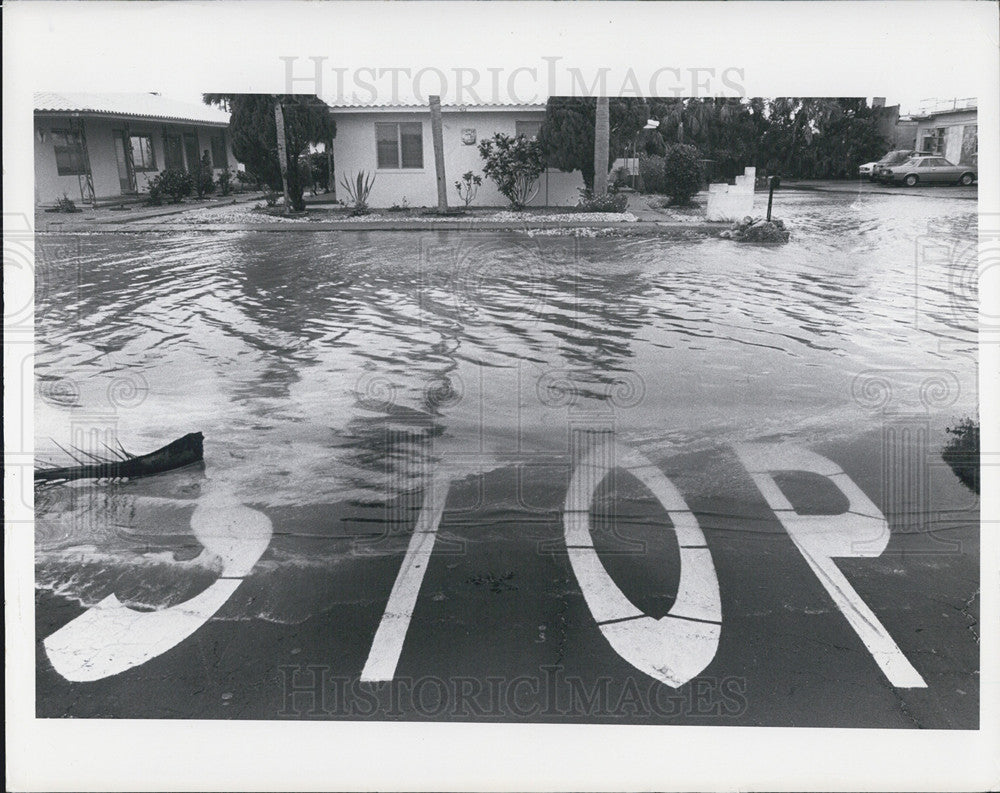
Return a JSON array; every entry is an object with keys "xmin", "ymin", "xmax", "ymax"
[
  {"xmin": 328, "ymin": 102, "xmax": 583, "ymax": 207},
  {"xmin": 34, "ymin": 92, "xmax": 239, "ymax": 207},
  {"xmin": 911, "ymin": 98, "xmax": 978, "ymax": 166}
]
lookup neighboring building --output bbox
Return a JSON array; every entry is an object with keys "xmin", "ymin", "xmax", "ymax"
[
  {"xmin": 871, "ymin": 98, "xmax": 917, "ymax": 150},
  {"xmin": 34, "ymin": 92, "xmax": 238, "ymax": 206},
  {"xmin": 329, "ymin": 102, "xmax": 582, "ymax": 207},
  {"xmin": 911, "ymin": 98, "xmax": 978, "ymax": 166}
]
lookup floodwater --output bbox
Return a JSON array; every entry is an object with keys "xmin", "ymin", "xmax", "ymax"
[{"xmin": 33, "ymin": 190, "xmax": 979, "ymax": 677}]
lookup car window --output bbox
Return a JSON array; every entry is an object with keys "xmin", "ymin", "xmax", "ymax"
[{"xmin": 882, "ymin": 152, "xmax": 910, "ymax": 165}]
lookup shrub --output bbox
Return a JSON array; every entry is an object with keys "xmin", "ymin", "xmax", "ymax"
[
  {"xmin": 236, "ymin": 169, "xmax": 260, "ymax": 192},
  {"xmin": 195, "ymin": 152, "xmax": 215, "ymax": 198},
  {"xmin": 148, "ymin": 169, "xmax": 193, "ymax": 204},
  {"xmin": 663, "ymin": 144, "xmax": 703, "ymax": 205},
  {"xmin": 217, "ymin": 168, "xmax": 232, "ymax": 196},
  {"xmin": 478, "ymin": 133, "xmax": 545, "ymax": 210},
  {"xmin": 611, "ymin": 166, "xmax": 632, "ymax": 192},
  {"xmin": 574, "ymin": 189, "xmax": 628, "ymax": 213},
  {"xmin": 46, "ymin": 193, "xmax": 82, "ymax": 213},
  {"xmin": 942, "ymin": 417, "xmax": 979, "ymax": 494},
  {"xmin": 339, "ymin": 170, "xmax": 376, "ymax": 214},
  {"xmin": 638, "ymin": 155, "xmax": 668, "ymax": 194},
  {"xmin": 454, "ymin": 171, "xmax": 482, "ymax": 208}
]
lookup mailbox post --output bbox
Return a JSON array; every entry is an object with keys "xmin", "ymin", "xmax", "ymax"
[{"xmin": 767, "ymin": 175, "xmax": 781, "ymax": 221}]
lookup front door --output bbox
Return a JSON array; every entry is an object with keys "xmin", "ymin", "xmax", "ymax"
[
  {"xmin": 112, "ymin": 129, "xmax": 137, "ymax": 194},
  {"xmin": 183, "ymin": 133, "xmax": 200, "ymax": 173}
]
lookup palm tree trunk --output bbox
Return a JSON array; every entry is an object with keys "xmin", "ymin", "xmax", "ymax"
[
  {"xmin": 273, "ymin": 99, "xmax": 292, "ymax": 214},
  {"xmin": 429, "ymin": 95, "xmax": 448, "ymax": 211},
  {"xmin": 594, "ymin": 96, "xmax": 610, "ymax": 197}
]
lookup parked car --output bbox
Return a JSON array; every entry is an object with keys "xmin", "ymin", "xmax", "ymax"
[
  {"xmin": 880, "ymin": 156, "xmax": 977, "ymax": 187},
  {"xmin": 868, "ymin": 149, "xmax": 931, "ymax": 182}
]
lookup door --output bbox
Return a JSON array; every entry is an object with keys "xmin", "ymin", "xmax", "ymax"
[
  {"xmin": 112, "ymin": 129, "xmax": 137, "ymax": 194},
  {"xmin": 928, "ymin": 157, "xmax": 953, "ymax": 183},
  {"xmin": 163, "ymin": 134, "xmax": 184, "ymax": 171},
  {"xmin": 183, "ymin": 132, "xmax": 200, "ymax": 173}
]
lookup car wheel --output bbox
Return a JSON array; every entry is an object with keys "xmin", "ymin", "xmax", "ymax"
[
  {"xmin": 960, "ymin": 173, "xmax": 974, "ymax": 186},
  {"xmin": 904, "ymin": 175, "xmax": 918, "ymax": 187}
]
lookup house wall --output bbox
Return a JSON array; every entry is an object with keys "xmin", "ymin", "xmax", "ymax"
[
  {"xmin": 331, "ymin": 109, "xmax": 583, "ymax": 208},
  {"xmin": 34, "ymin": 115, "xmax": 238, "ymax": 205},
  {"xmin": 913, "ymin": 109, "xmax": 977, "ymax": 165}
]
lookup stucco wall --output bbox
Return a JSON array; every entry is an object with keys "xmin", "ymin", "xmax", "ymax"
[
  {"xmin": 913, "ymin": 110, "xmax": 977, "ymax": 165},
  {"xmin": 34, "ymin": 115, "xmax": 238, "ymax": 205},
  {"xmin": 331, "ymin": 109, "xmax": 583, "ymax": 208}
]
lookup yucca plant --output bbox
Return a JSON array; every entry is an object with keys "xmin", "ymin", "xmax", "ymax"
[{"xmin": 339, "ymin": 169, "xmax": 376, "ymax": 214}]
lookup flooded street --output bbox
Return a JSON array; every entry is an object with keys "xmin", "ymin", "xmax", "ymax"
[{"xmin": 34, "ymin": 190, "xmax": 980, "ymax": 725}]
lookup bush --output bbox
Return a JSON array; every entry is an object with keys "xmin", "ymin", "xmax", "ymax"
[
  {"xmin": 454, "ymin": 171, "xmax": 482, "ymax": 208},
  {"xmin": 148, "ymin": 169, "xmax": 193, "ymax": 204},
  {"xmin": 478, "ymin": 133, "xmax": 545, "ymax": 210},
  {"xmin": 574, "ymin": 190, "xmax": 629, "ymax": 213},
  {"xmin": 218, "ymin": 168, "xmax": 232, "ymax": 196},
  {"xmin": 611, "ymin": 166, "xmax": 632, "ymax": 193},
  {"xmin": 195, "ymin": 152, "xmax": 215, "ymax": 198},
  {"xmin": 663, "ymin": 144, "xmax": 703, "ymax": 205},
  {"xmin": 236, "ymin": 169, "xmax": 260, "ymax": 192},
  {"xmin": 45, "ymin": 193, "xmax": 82, "ymax": 213},
  {"xmin": 638, "ymin": 155, "xmax": 668, "ymax": 194}
]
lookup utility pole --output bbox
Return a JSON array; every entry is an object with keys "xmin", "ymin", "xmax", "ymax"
[
  {"xmin": 326, "ymin": 135, "xmax": 335, "ymax": 197},
  {"xmin": 429, "ymin": 95, "xmax": 448, "ymax": 211},
  {"xmin": 594, "ymin": 96, "xmax": 610, "ymax": 197},
  {"xmin": 273, "ymin": 98, "xmax": 292, "ymax": 214}
]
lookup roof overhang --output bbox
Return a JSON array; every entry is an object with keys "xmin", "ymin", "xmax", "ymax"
[
  {"xmin": 34, "ymin": 109, "xmax": 230, "ymax": 128},
  {"xmin": 327, "ymin": 104, "xmax": 546, "ymax": 115}
]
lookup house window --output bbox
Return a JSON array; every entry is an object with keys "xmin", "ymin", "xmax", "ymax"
[
  {"xmin": 210, "ymin": 133, "xmax": 228, "ymax": 168},
  {"xmin": 921, "ymin": 128, "xmax": 945, "ymax": 155},
  {"xmin": 515, "ymin": 120, "xmax": 542, "ymax": 140},
  {"xmin": 52, "ymin": 129, "xmax": 87, "ymax": 176},
  {"xmin": 375, "ymin": 122, "xmax": 423, "ymax": 169},
  {"xmin": 130, "ymin": 135, "xmax": 157, "ymax": 171}
]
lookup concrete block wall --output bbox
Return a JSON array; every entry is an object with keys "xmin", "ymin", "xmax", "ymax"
[{"xmin": 706, "ymin": 167, "xmax": 756, "ymax": 222}]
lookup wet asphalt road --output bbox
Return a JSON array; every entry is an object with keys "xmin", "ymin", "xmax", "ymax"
[{"xmin": 36, "ymin": 429, "xmax": 979, "ymax": 727}]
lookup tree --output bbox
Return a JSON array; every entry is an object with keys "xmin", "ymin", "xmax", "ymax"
[
  {"xmin": 538, "ymin": 97, "xmax": 648, "ymax": 190},
  {"xmin": 203, "ymin": 94, "xmax": 335, "ymax": 212},
  {"xmin": 478, "ymin": 133, "xmax": 545, "ymax": 209},
  {"xmin": 662, "ymin": 144, "xmax": 703, "ymax": 205}
]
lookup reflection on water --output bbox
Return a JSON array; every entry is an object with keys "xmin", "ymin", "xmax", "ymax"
[{"xmin": 34, "ymin": 191, "xmax": 978, "ymax": 618}]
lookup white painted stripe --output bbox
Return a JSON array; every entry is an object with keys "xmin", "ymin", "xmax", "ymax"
[
  {"xmin": 44, "ymin": 502, "xmax": 273, "ymax": 682},
  {"xmin": 733, "ymin": 442, "xmax": 926, "ymax": 689},
  {"xmin": 795, "ymin": 543, "xmax": 927, "ymax": 688},
  {"xmin": 360, "ymin": 477, "xmax": 450, "ymax": 682}
]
